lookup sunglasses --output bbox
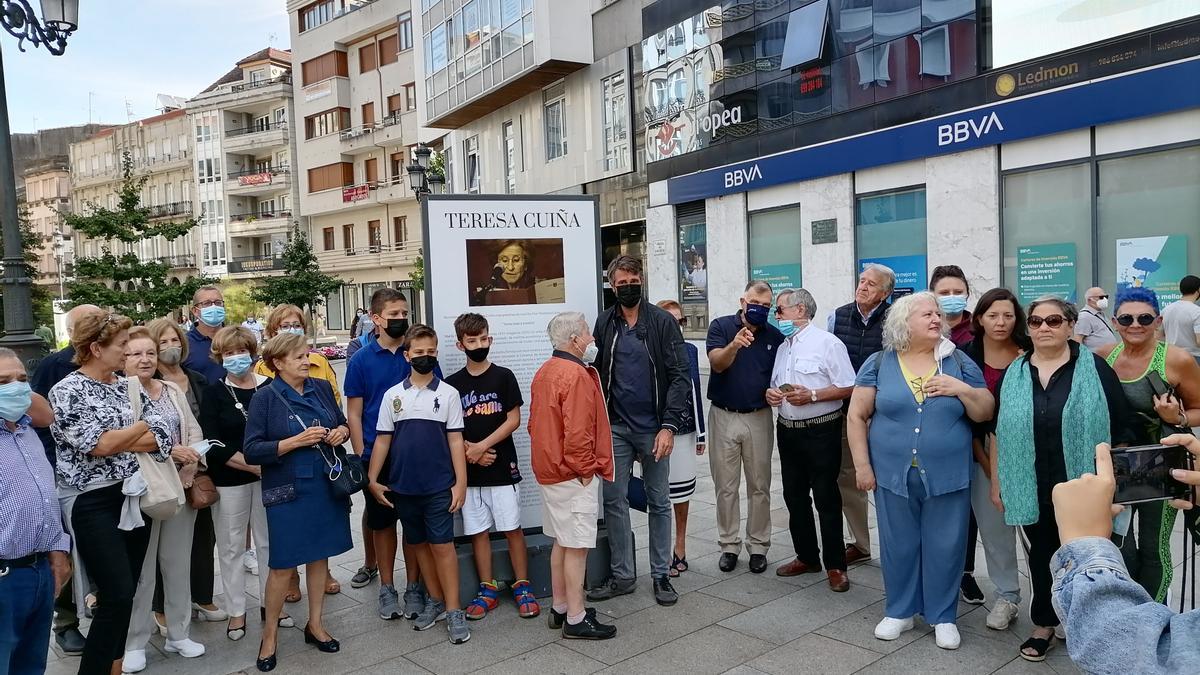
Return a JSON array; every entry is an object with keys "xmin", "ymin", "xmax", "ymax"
[
  {"xmin": 677, "ymin": 318, "xmax": 687, "ymax": 327},
  {"xmin": 1115, "ymin": 313, "xmax": 1156, "ymax": 327},
  {"xmin": 1027, "ymin": 314, "xmax": 1067, "ymax": 329}
]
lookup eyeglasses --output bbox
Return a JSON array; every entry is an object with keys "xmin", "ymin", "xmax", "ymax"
[
  {"xmin": 774, "ymin": 305, "xmax": 790, "ymax": 315},
  {"xmin": 195, "ymin": 300, "xmax": 225, "ymax": 308},
  {"xmin": 1115, "ymin": 313, "xmax": 1156, "ymax": 327},
  {"xmin": 1027, "ymin": 314, "xmax": 1067, "ymax": 329},
  {"xmin": 1090, "ymin": 294, "xmax": 1109, "ymax": 300}
]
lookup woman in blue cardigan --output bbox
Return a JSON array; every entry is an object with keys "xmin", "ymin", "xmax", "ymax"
[{"xmin": 244, "ymin": 332, "xmax": 352, "ymax": 672}]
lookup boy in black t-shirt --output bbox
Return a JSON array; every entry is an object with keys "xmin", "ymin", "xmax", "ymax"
[{"xmin": 445, "ymin": 313, "xmax": 539, "ymax": 620}]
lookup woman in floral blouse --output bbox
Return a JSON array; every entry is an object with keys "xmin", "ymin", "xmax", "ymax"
[{"xmin": 50, "ymin": 313, "xmax": 181, "ymax": 675}]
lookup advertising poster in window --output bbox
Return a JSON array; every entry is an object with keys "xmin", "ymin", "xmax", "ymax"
[
  {"xmin": 860, "ymin": 255, "xmax": 926, "ymax": 300},
  {"xmin": 1017, "ymin": 243, "xmax": 1077, "ymax": 304},
  {"xmin": 1116, "ymin": 235, "xmax": 1189, "ymax": 305},
  {"xmin": 679, "ymin": 223, "xmax": 707, "ymax": 302},
  {"xmin": 423, "ymin": 195, "xmax": 601, "ymax": 532}
]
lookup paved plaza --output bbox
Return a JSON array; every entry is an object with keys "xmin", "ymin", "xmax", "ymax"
[{"xmin": 41, "ymin": 366, "xmax": 1192, "ymax": 675}]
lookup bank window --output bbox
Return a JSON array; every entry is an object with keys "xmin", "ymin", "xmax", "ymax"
[
  {"xmin": 1001, "ymin": 164, "xmax": 1092, "ymax": 305},
  {"xmin": 856, "ymin": 187, "xmax": 927, "ymax": 297},
  {"xmin": 677, "ymin": 201, "xmax": 708, "ymax": 337},
  {"xmin": 749, "ymin": 207, "xmax": 803, "ymax": 301}
]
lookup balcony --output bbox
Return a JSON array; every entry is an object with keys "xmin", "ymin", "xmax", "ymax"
[
  {"xmin": 338, "ymin": 123, "xmax": 381, "ymax": 155},
  {"xmin": 224, "ymin": 121, "xmax": 289, "ymax": 152},
  {"xmin": 231, "ymin": 74, "xmax": 292, "ymax": 94},
  {"xmin": 228, "ymin": 254, "xmax": 286, "ymax": 275},
  {"xmin": 146, "ymin": 202, "xmax": 192, "ymax": 219},
  {"xmin": 225, "ymin": 167, "xmax": 292, "ymax": 196},
  {"xmin": 375, "ymin": 176, "xmax": 416, "ymax": 204},
  {"xmin": 154, "ymin": 254, "xmax": 196, "ymax": 269},
  {"xmin": 314, "ymin": 241, "xmax": 421, "ymax": 274},
  {"xmin": 227, "ymin": 210, "xmax": 293, "ymax": 238},
  {"xmin": 374, "ymin": 110, "xmax": 415, "ymax": 147}
]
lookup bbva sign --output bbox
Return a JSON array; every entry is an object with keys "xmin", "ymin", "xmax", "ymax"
[{"xmin": 936, "ymin": 111, "xmax": 1005, "ymax": 146}]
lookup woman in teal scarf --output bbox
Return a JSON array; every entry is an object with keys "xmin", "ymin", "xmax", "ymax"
[{"xmin": 991, "ymin": 296, "xmax": 1135, "ymax": 662}]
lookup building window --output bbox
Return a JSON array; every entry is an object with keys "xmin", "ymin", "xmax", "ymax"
[
  {"xmin": 463, "ymin": 136, "xmax": 480, "ymax": 193},
  {"xmin": 749, "ymin": 207, "xmax": 803, "ymax": 306},
  {"xmin": 379, "ymin": 33, "xmax": 399, "ymax": 66},
  {"xmin": 677, "ymin": 202, "xmax": 707, "ymax": 337},
  {"xmin": 1002, "ymin": 164, "xmax": 1091, "ymax": 305},
  {"xmin": 359, "ymin": 42, "xmax": 378, "ymax": 73},
  {"xmin": 543, "ymin": 98, "xmax": 566, "ymax": 161},
  {"xmin": 502, "ymin": 120, "xmax": 516, "ymax": 194},
  {"xmin": 368, "ymin": 220, "xmax": 382, "ymax": 252},
  {"xmin": 361, "ymin": 101, "xmax": 375, "ymax": 126},
  {"xmin": 403, "ymin": 83, "xmax": 417, "ymax": 110},
  {"xmin": 364, "ymin": 157, "xmax": 379, "ymax": 184},
  {"xmin": 393, "ymin": 215, "xmax": 407, "ymax": 247},
  {"xmin": 197, "ymin": 159, "xmax": 221, "ymax": 183},
  {"xmin": 390, "ymin": 151, "xmax": 405, "ymax": 183},
  {"xmin": 856, "ymin": 187, "xmax": 928, "ymax": 298},
  {"xmin": 323, "ymin": 227, "xmax": 335, "ymax": 251},
  {"xmin": 307, "ymin": 162, "xmax": 354, "ymax": 192},
  {"xmin": 443, "ymin": 147, "xmax": 454, "ymax": 193},
  {"xmin": 301, "ymin": 50, "xmax": 348, "ymax": 86},
  {"xmin": 387, "ymin": 93, "xmax": 402, "ymax": 115},
  {"xmin": 601, "ymin": 72, "xmax": 628, "ymax": 171},
  {"xmin": 342, "ymin": 223, "xmax": 354, "ymax": 252},
  {"xmin": 305, "ymin": 107, "xmax": 350, "ymax": 139},
  {"xmin": 398, "ymin": 12, "xmax": 413, "ymax": 51},
  {"xmin": 299, "ymin": 0, "xmax": 337, "ymax": 32}
]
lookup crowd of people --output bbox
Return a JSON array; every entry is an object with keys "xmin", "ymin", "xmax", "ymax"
[{"xmin": 3, "ymin": 262, "xmax": 1200, "ymax": 675}]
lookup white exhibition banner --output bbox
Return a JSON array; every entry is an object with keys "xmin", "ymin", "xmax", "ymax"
[{"xmin": 423, "ymin": 195, "xmax": 602, "ymax": 532}]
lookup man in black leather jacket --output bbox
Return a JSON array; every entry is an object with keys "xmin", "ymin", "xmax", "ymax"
[{"xmin": 587, "ymin": 255, "xmax": 692, "ymax": 607}]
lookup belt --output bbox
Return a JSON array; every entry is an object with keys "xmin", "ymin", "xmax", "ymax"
[
  {"xmin": 0, "ymin": 552, "xmax": 48, "ymax": 577},
  {"xmin": 777, "ymin": 411, "xmax": 843, "ymax": 429},
  {"xmin": 712, "ymin": 403, "xmax": 765, "ymax": 415}
]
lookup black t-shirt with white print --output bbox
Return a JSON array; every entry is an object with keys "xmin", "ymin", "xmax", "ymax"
[{"xmin": 446, "ymin": 364, "xmax": 524, "ymax": 487}]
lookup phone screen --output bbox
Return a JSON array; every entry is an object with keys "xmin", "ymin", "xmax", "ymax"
[
  {"xmin": 778, "ymin": 384, "xmax": 795, "ymax": 393},
  {"xmin": 1111, "ymin": 444, "xmax": 1192, "ymax": 505}
]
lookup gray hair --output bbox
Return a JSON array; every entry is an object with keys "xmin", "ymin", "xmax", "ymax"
[
  {"xmin": 605, "ymin": 255, "xmax": 642, "ymax": 285},
  {"xmin": 1028, "ymin": 295, "xmax": 1079, "ymax": 324},
  {"xmin": 862, "ymin": 263, "xmax": 896, "ymax": 295},
  {"xmin": 744, "ymin": 280, "xmax": 773, "ymax": 295},
  {"xmin": 547, "ymin": 311, "xmax": 588, "ymax": 349},
  {"xmin": 777, "ymin": 288, "xmax": 817, "ymax": 320},
  {"xmin": 882, "ymin": 291, "xmax": 946, "ymax": 352},
  {"xmin": 0, "ymin": 347, "xmax": 18, "ymax": 362}
]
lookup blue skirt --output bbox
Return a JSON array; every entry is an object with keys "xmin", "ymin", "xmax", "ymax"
[{"xmin": 263, "ymin": 448, "xmax": 353, "ymax": 569}]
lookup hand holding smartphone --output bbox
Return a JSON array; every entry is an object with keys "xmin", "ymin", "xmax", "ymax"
[{"xmin": 1111, "ymin": 443, "xmax": 1194, "ymax": 505}]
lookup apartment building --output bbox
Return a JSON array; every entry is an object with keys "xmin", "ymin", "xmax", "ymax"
[
  {"xmin": 186, "ymin": 48, "xmax": 299, "ymax": 279},
  {"xmin": 20, "ymin": 159, "xmax": 72, "ymax": 295},
  {"xmin": 288, "ymin": 0, "xmax": 425, "ymax": 332},
  {"xmin": 69, "ymin": 108, "xmax": 198, "ymax": 286}
]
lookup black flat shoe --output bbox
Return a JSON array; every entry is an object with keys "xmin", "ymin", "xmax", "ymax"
[
  {"xmin": 718, "ymin": 552, "xmax": 738, "ymax": 572},
  {"xmin": 749, "ymin": 554, "xmax": 768, "ymax": 574},
  {"xmin": 304, "ymin": 624, "xmax": 340, "ymax": 653},
  {"xmin": 256, "ymin": 641, "xmax": 277, "ymax": 672}
]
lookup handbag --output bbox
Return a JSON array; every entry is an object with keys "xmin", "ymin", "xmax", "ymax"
[
  {"xmin": 268, "ymin": 384, "xmax": 365, "ymax": 497},
  {"xmin": 126, "ymin": 378, "xmax": 185, "ymax": 520},
  {"xmin": 186, "ymin": 472, "xmax": 219, "ymax": 509}
]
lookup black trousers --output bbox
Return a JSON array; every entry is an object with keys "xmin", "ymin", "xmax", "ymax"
[
  {"xmin": 964, "ymin": 509, "xmax": 978, "ymax": 573},
  {"xmin": 70, "ymin": 483, "xmax": 151, "ymax": 675},
  {"xmin": 153, "ymin": 505, "xmax": 215, "ymax": 611},
  {"xmin": 1020, "ymin": 506, "xmax": 1061, "ymax": 628},
  {"xmin": 777, "ymin": 418, "xmax": 846, "ymax": 571}
]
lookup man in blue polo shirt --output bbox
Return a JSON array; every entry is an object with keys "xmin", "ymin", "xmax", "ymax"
[
  {"xmin": 707, "ymin": 280, "xmax": 784, "ymax": 574},
  {"xmin": 184, "ymin": 285, "xmax": 228, "ymax": 383},
  {"xmin": 367, "ymin": 324, "xmax": 469, "ymax": 645},
  {"xmin": 345, "ymin": 287, "xmax": 440, "ymax": 622}
]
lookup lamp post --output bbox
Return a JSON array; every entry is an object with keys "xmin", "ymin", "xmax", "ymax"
[
  {"xmin": 0, "ymin": 1, "xmax": 78, "ymax": 366},
  {"xmin": 405, "ymin": 143, "xmax": 445, "ymax": 202},
  {"xmin": 51, "ymin": 226, "xmax": 63, "ymax": 300}
]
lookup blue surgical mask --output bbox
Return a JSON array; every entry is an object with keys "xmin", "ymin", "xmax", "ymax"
[
  {"xmin": 744, "ymin": 304, "xmax": 769, "ymax": 326},
  {"xmin": 937, "ymin": 295, "xmax": 968, "ymax": 315},
  {"xmin": 223, "ymin": 354, "xmax": 253, "ymax": 377},
  {"xmin": 280, "ymin": 327, "xmax": 305, "ymax": 336},
  {"xmin": 199, "ymin": 305, "xmax": 226, "ymax": 327},
  {"xmin": 0, "ymin": 381, "xmax": 32, "ymax": 423},
  {"xmin": 778, "ymin": 320, "xmax": 797, "ymax": 338}
]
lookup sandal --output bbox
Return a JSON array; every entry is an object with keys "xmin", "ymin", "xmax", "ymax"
[
  {"xmin": 285, "ymin": 570, "xmax": 302, "ymax": 603},
  {"xmin": 512, "ymin": 580, "xmax": 540, "ymax": 619},
  {"xmin": 465, "ymin": 581, "xmax": 499, "ymax": 620},
  {"xmin": 1020, "ymin": 636, "xmax": 1055, "ymax": 662},
  {"xmin": 670, "ymin": 553, "xmax": 688, "ymax": 578},
  {"xmin": 324, "ymin": 572, "xmax": 341, "ymax": 595}
]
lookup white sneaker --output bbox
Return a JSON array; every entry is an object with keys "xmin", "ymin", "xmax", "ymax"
[
  {"xmin": 1053, "ymin": 624, "xmax": 1066, "ymax": 641},
  {"xmin": 874, "ymin": 616, "xmax": 915, "ymax": 641},
  {"xmin": 243, "ymin": 549, "xmax": 259, "ymax": 575},
  {"xmin": 121, "ymin": 649, "xmax": 147, "ymax": 673},
  {"xmin": 163, "ymin": 638, "xmax": 206, "ymax": 658},
  {"xmin": 986, "ymin": 598, "xmax": 1019, "ymax": 630},
  {"xmin": 935, "ymin": 623, "xmax": 961, "ymax": 650}
]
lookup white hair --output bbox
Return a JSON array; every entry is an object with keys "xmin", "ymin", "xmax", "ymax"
[
  {"xmin": 777, "ymin": 288, "xmax": 816, "ymax": 320},
  {"xmin": 882, "ymin": 291, "xmax": 946, "ymax": 352},
  {"xmin": 862, "ymin": 263, "xmax": 896, "ymax": 295},
  {"xmin": 547, "ymin": 311, "xmax": 587, "ymax": 349}
]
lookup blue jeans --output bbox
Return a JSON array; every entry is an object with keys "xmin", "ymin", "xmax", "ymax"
[
  {"xmin": 0, "ymin": 557, "xmax": 55, "ymax": 675},
  {"xmin": 602, "ymin": 423, "xmax": 671, "ymax": 579}
]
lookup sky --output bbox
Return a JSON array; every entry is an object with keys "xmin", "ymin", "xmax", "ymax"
[{"xmin": 3, "ymin": 0, "xmax": 291, "ymax": 134}]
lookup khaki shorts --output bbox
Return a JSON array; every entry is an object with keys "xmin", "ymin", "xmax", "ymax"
[{"xmin": 539, "ymin": 478, "xmax": 599, "ymax": 549}]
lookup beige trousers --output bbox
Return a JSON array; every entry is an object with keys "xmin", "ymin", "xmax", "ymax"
[
  {"xmin": 837, "ymin": 420, "xmax": 871, "ymax": 553},
  {"xmin": 708, "ymin": 406, "xmax": 774, "ymax": 555}
]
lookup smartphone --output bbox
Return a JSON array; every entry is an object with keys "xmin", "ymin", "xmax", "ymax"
[
  {"xmin": 778, "ymin": 384, "xmax": 795, "ymax": 393},
  {"xmin": 1111, "ymin": 444, "xmax": 1192, "ymax": 505}
]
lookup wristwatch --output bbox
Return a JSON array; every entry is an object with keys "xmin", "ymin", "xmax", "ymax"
[{"xmin": 810, "ymin": 389, "xmax": 818, "ymax": 403}]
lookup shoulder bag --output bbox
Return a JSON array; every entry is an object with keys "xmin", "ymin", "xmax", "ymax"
[
  {"xmin": 127, "ymin": 377, "xmax": 186, "ymax": 520},
  {"xmin": 268, "ymin": 385, "xmax": 367, "ymax": 498}
]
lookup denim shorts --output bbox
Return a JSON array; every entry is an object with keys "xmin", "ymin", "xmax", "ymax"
[{"xmin": 394, "ymin": 490, "xmax": 453, "ymax": 545}]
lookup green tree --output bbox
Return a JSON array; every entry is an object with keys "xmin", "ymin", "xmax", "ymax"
[
  {"xmin": 63, "ymin": 152, "xmax": 212, "ymax": 322},
  {"xmin": 409, "ymin": 247, "xmax": 425, "ymax": 291},
  {"xmin": 219, "ymin": 281, "xmax": 267, "ymax": 326},
  {"xmin": 251, "ymin": 226, "xmax": 342, "ymax": 320}
]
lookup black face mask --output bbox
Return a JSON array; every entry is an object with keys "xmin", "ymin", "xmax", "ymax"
[
  {"xmin": 615, "ymin": 284, "xmax": 642, "ymax": 308},
  {"xmin": 464, "ymin": 346, "xmax": 490, "ymax": 363},
  {"xmin": 384, "ymin": 318, "xmax": 409, "ymax": 339},
  {"xmin": 410, "ymin": 355, "xmax": 437, "ymax": 375}
]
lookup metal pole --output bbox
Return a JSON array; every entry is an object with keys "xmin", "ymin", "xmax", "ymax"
[{"xmin": 0, "ymin": 47, "xmax": 47, "ymax": 367}]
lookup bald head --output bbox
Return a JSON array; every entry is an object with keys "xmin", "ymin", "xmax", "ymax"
[
  {"xmin": 1084, "ymin": 288, "xmax": 1108, "ymax": 312},
  {"xmin": 66, "ymin": 304, "xmax": 102, "ymax": 337}
]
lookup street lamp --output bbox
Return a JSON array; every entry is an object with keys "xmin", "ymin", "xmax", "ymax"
[
  {"xmin": 406, "ymin": 143, "xmax": 445, "ymax": 201},
  {"xmin": 0, "ymin": 0, "xmax": 79, "ymax": 366},
  {"xmin": 51, "ymin": 227, "xmax": 64, "ymax": 300}
]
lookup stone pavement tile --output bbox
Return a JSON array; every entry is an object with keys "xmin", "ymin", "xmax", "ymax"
[
  {"xmin": 698, "ymin": 568, "xmax": 802, "ymax": 608},
  {"xmin": 562, "ymin": 591, "xmax": 747, "ymax": 665},
  {"xmin": 587, "ymin": 576, "xmax": 663, "ymax": 619},
  {"xmin": 813, "ymin": 600, "xmax": 933, "ymax": 655},
  {"xmin": 1042, "ymin": 644, "xmax": 1083, "ymax": 674},
  {"xmin": 719, "ymin": 577, "xmax": 883, "ymax": 645},
  {"xmin": 689, "ymin": 549, "xmax": 751, "ymax": 579},
  {"xmin": 404, "ymin": 608, "xmax": 562, "ymax": 673},
  {"xmin": 992, "ymin": 656, "xmax": 1063, "ymax": 674},
  {"xmin": 721, "ymin": 667, "xmax": 770, "ymax": 675},
  {"xmin": 484, "ymin": 642, "xmax": 606, "ymax": 675},
  {"xmin": 748, "ymin": 633, "xmax": 884, "ymax": 674},
  {"xmin": 266, "ymin": 625, "xmax": 431, "ymax": 675},
  {"xmin": 595, "ymin": 625, "xmax": 773, "ymax": 675},
  {"xmin": 854, "ymin": 627, "xmax": 1016, "ymax": 675},
  {"xmin": 319, "ymin": 601, "xmax": 449, "ymax": 650},
  {"xmin": 343, "ymin": 656, "xmax": 431, "ymax": 674}
]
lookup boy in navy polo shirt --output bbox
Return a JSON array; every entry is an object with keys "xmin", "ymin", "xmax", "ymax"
[
  {"xmin": 345, "ymin": 287, "xmax": 430, "ymax": 621},
  {"xmin": 445, "ymin": 313, "xmax": 539, "ymax": 620},
  {"xmin": 367, "ymin": 324, "xmax": 470, "ymax": 644}
]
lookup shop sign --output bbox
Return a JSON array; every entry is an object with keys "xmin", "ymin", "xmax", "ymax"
[
  {"xmin": 342, "ymin": 185, "xmax": 369, "ymax": 203},
  {"xmin": 811, "ymin": 219, "xmax": 837, "ymax": 244},
  {"xmin": 1017, "ymin": 243, "xmax": 1076, "ymax": 304},
  {"xmin": 238, "ymin": 172, "xmax": 272, "ymax": 186},
  {"xmin": 937, "ymin": 112, "xmax": 1004, "ymax": 147}
]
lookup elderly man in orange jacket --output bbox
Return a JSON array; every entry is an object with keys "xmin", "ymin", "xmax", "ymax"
[{"xmin": 529, "ymin": 311, "xmax": 617, "ymax": 640}]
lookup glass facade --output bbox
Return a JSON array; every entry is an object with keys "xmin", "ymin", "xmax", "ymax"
[
  {"xmin": 749, "ymin": 206, "xmax": 803, "ymax": 292},
  {"xmin": 856, "ymin": 187, "xmax": 927, "ymax": 297}
]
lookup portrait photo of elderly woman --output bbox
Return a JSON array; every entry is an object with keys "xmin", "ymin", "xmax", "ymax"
[{"xmin": 467, "ymin": 238, "xmax": 566, "ymax": 307}]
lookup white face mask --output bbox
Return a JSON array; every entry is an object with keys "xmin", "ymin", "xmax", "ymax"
[
  {"xmin": 581, "ymin": 341, "xmax": 599, "ymax": 364},
  {"xmin": 1095, "ymin": 297, "xmax": 1109, "ymax": 311}
]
